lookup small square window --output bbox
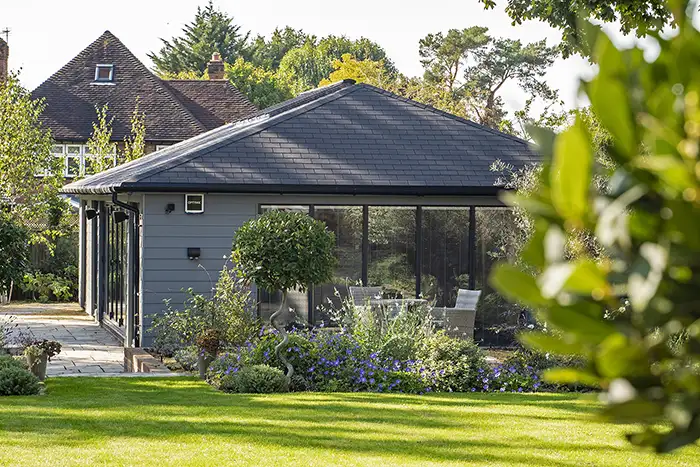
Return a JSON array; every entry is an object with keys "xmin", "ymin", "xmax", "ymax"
[{"xmin": 95, "ymin": 64, "xmax": 114, "ymax": 82}]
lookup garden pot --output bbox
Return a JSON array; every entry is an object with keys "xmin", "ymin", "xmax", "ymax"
[
  {"xmin": 27, "ymin": 353, "xmax": 49, "ymax": 382},
  {"xmin": 197, "ymin": 354, "xmax": 215, "ymax": 379}
]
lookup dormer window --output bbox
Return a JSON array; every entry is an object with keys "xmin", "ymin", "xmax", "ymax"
[{"xmin": 95, "ymin": 64, "xmax": 114, "ymax": 82}]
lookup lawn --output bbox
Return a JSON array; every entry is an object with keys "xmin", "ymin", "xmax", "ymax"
[{"xmin": 0, "ymin": 378, "xmax": 697, "ymax": 467}]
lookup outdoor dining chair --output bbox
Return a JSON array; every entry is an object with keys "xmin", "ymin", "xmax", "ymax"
[{"xmin": 432, "ymin": 289, "xmax": 482, "ymax": 340}]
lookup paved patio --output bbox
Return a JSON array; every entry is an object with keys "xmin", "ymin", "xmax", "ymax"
[{"xmin": 1, "ymin": 303, "xmax": 124, "ymax": 375}]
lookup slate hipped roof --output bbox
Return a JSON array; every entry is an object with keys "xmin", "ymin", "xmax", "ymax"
[
  {"xmin": 32, "ymin": 31, "xmax": 257, "ymax": 142},
  {"xmin": 63, "ymin": 80, "xmax": 538, "ymax": 196}
]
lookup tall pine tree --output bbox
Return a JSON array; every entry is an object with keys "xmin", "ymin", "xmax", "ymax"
[{"xmin": 149, "ymin": 1, "xmax": 250, "ymax": 75}]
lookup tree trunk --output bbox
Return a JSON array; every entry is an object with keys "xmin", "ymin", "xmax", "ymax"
[{"xmin": 270, "ymin": 289, "xmax": 294, "ymax": 382}]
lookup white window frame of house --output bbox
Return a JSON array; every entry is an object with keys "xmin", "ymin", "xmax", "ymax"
[
  {"xmin": 45, "ymin": 144, "xmax": 117, "ymax": 178},
  {"xmin": 155, "ymin": 144, "xmax": 171, "ymax": 152},
  {"xmin": 94, "ymin": 64, "xmax": 114, "ymax": 82}
]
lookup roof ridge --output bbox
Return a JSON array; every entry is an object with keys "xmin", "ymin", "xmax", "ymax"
[{"xmin": 355, "ymin": 83, "xmax": 531, "ymax": 146}]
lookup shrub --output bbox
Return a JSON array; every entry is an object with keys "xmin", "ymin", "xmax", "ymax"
[
  {"xmin": 0, "ymin": 366, "xmax": 41, "ymax": 396},
  {"xmin": 324, "ymin": 293, "xmax": 434, "ymax": 361},
  {"xmin": 501, "ymin": 349, "xmax": 590, "ymax": 392},
  {"xmin": 418, "ymin": 332, "xmax": 489, "ymax": 392},
  {"xmin": 0, "ymin": 213, "xmax": 29, "ymax": 303},
  {"xmin": 250, "ymin": 331, "xmax": 317, "ymax": 376},
  {"xmin": 219, "ymin": 364, "xmax": 288, "ymax": 394},
  {"xmin": 21, "ymin": 272, "xmax": 75, "ymax": 302},
  {"xmin": 150, "ymin": 259, "xmax": 259, "ymax": 356},
  {"xmin": 173, "ymin": 346, "xmax": 199, "ymax": 372},
  {"xmin": 0, "ymin": 354, "xmax": 26, "ymax": 371}
]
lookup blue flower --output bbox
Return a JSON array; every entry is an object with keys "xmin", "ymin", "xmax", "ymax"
[{"xmin": 471, "ymin": 388, "xmax": 476, "ymax": 392}]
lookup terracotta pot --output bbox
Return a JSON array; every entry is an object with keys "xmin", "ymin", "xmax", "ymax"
[
  {"xmin": 197, "ymin": 354, "xmax": 215, "ymax": 379},
  {"xmin": 27, "ymin": 353, "xmax": 49, "ymax": 382}
]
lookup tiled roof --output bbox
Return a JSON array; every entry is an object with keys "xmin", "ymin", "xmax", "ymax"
[
  {"xmin": 162, "ymin": 80, "xmax": 257, "ymax": 130},
  {"xmin": 62, "ymin": 81, "xmax": 538, "ymax": 196},
  {"xmin": 32, "ymin": 31, "xmax": 256, "ymax": 142}
]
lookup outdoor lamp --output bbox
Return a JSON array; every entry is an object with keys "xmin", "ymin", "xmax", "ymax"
[
  {"xmin": 85, "ymin": 208, "xmax": 98, "ymax": 220},
  {"xmin": 112, "ymin": 211, "xmax": 129, "ymax": 224}
]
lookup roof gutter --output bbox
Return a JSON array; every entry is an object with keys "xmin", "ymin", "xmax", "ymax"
[{"xmin": 63, "ymin": 183, "xmax": 504, "ymax": 197}]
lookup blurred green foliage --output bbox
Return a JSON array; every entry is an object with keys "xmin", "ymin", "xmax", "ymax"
[{"xmin": 490, "ymin": 0, "xmax": 700, "ymax": 452}]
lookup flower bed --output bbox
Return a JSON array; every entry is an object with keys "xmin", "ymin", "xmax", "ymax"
[{"xmin": 206, "ymin": 327, "xmax": 576, "ymax": 394}]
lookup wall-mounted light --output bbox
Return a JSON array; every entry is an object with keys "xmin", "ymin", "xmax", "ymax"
[
  {"xmin": 113, "ymin": 211, "xmax": 129, "ymax": 224},
  {"xmin": 165, "ymin": 203, "xmax": 175, "ymax": 214},
  {"xmin": 187, "ymin": 248, "xmax": 201, "ymax": 260},
  {"xmin": 85, "ymin": 208, "xmax": 99, "ymax": 220}
]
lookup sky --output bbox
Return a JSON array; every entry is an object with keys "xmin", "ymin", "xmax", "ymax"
[{"xmin": 1, "ymin": 0, "xmax": 641, "ymax": 114}]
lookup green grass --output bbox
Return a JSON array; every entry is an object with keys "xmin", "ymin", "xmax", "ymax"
[{"xmin": 0, "ymin": 378, "xmax": 697, "ymax": 466}]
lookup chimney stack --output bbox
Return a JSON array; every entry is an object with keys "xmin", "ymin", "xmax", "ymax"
[
  {"xmin": 207, "ymin": 52, "xmax": 224, "ymax": 80},
  {"xmin": 0, "ymin": 37, "xmax": 8, "ymax": 84}
]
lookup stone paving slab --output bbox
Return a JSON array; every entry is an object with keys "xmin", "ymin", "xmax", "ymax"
[{"xmin": 1, "ymin": 303, "xmax": 125, "ymax": 376}]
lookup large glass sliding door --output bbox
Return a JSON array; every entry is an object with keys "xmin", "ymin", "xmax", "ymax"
[
  {"xmin": 254, "ymin": 203, "xmax": 520, "ymax": 347},
  {"xmin": 474, "ymin": 207, "xmax": 522, "ymax": 347},
  {"xmin": 367, "ymin": 207, "xmax": 416, "ymax": 298},
  {"xmin": 420, "ymin": 208, "xmax": 470, "ymax": 307},
  {"xmin": 312, "ymin": 206, "xmax": 363, "ymax": 324}
]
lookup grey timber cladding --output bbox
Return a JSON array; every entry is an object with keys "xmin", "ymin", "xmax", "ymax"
[
  {"xmin": 138, "ymin": 194, "xmax": 256, "ymax": 341},
  {"xmin": 62, "ymin": 82, "xmax": 538, "ymax": 196}
]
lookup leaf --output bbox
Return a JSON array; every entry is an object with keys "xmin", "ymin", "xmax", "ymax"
[
  {"xmin": 489, "ymin": 264, "xmax": 550, "ymax": 309},
  {"xmin": 544, "ymin": 305, "xmax": 616, "ymax": 343},
  {"xmin": 551, "ymin": 120, "xmax": 593, "ymax": 223},
  {"xmin": 604, "ymin": 399, "xmax": 664, "ymax": 422},
  {"xmin": 596, "ymin": 334, "xmax": 645, "ymax": 378},
  {"xmin": 519, "ymin": 332, "xmax": 585, "ymax": 356},
  {"xmin": 587, "ymin": 35, "xmax": 636, "ymax": 157},
  {"xmin": 563, "ymin": 260, "xmax": 611, "ymax": 298},
  {"xmin": 543, "ymin": 367, "xmax": 599, "ymax": 387}
]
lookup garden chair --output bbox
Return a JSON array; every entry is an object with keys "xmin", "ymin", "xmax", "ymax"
[
  {"xmin": 432, "ymin": 289, "xmax": 481, "ymax": 340},
  {"xmin": 348, "ymin": 286, "xmax": 382, "ymax": 307}
]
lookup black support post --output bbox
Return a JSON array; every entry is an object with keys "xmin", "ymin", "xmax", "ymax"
[
  {"xmin": 415, "ymin": 206, "xmax": 422, "ymax": 299},
  {"xmin": 361, "ymin": 206, "xmax": 369, "ymax": 286},
  {"xmin": 468, "ymin": 207, "xmax": 477, "ymax": 290},
  {"xmin": 308, "ymin": 205, "xmax": 315, "ymax": 325}
]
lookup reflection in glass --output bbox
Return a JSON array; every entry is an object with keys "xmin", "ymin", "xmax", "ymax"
[
  {"xmin": 367, "ymin": 207, "xmax": 416, "ymax": 298},
  {"xmin": 312, "ymin": 206, "xmax": 363, "ymax": 324},
  {"xmin": 420, "ymin": 208, "xmax": 470, "ymax": 307},
  {"xmin": 474, "ymin": 207, "xmax": 524, "ymax": 346}
]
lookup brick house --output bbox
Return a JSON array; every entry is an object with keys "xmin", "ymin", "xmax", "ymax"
[{"xmin": 28, "ymin": 30, "xmax": 257, "ymax": 178}]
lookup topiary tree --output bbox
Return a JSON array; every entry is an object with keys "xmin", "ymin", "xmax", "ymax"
[
  {"xmin": 232, "ymin": 211, "xmax": 336, "ymax": 380},
  {"xmin": 491, "ymin": 1, "xmax": 700, "ymax": 452}
]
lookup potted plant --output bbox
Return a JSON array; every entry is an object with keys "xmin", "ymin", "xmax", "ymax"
[
  {"xmin": 24, "ymin": 339, "xmax": 61, "ymax": 381},
  {"xmin": 195, "ymin": 329, "xmax": 220, "ymax": 379}
]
